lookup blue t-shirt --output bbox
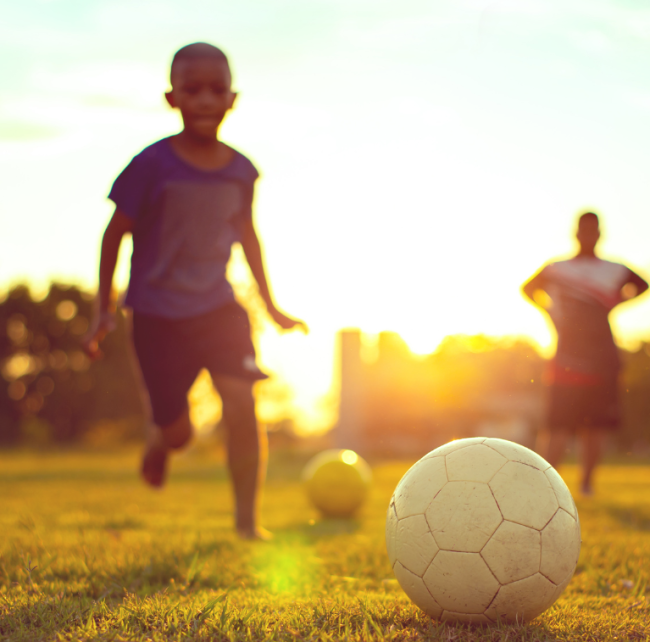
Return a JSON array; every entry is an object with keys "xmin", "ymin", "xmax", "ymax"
[{"xmin": 109, "ymin": 137, "xmax": 259, "ymax": 319}]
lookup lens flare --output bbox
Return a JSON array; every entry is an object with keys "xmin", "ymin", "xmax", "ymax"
[{"xmin": 252, "ymin": 545, "xmax": 318, "ymax": 595}]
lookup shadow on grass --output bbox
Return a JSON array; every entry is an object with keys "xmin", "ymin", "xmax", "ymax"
[
  {"xmin": 0, "ymin": 597, "xmax": 93, "ymax": 639},
  {"xmin": 277, "ymin": 517, "xmax": 362, "ymax": 539},
  {"xmin": 368, "ymin": 608, "xmax": 600, "ymax": 642},
  {"xmin": 2, "ymin": 598, "xmax": 646, "ymax": 642},
  {"xmin": 103, "ymin": 516, "xmax": 145, "ymax": 530},
  {"xmin": 28, "ymin": 542, "xmax": 245, "ymax": 598},
  {"xmin": 599, "ymin": 503, "xmax": 650, "ymax": 531}
]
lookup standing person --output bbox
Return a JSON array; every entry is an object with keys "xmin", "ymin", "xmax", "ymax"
[
  {"xmin": 522, "ymin": 212, "xmax": 647, "ymax": 495},
  {"xmin": 85, "ymin": 42, "xmax": 306, "ymax": 539}
]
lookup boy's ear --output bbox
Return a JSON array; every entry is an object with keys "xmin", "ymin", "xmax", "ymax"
[
  {"xmin": 165, "ymin": 90, "xmax": 176, "ymax": 108},
  {"xmin": 229, "ymin": 92, "xmax": 238, "ymax": 110}
]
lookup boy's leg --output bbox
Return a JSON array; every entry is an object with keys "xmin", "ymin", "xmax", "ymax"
[
  {"xmin": 537, "ymin": 429, "xmax": 570, "ymax": 469},
  {"xmin": 132, "ymin": 311, "xmax": 198, "ymax": 488},
  {"xmin": 579, "ymin": 427, "xmax": 607, "ymax": 496},
  {"xmin": 541, "ymin": 383, "xmax": 577, "ymax": 469},
  {"xmin": 212, "ymin": 374, "xmax": 268, "ymax": 538},
  {"xmin": 142, "ymin": 408, "xmax": 193, "ymax": 487}
]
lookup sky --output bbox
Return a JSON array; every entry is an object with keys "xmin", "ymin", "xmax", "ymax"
[{"xmin": 2, "ymin": 0, "xmax": 650, "ymax": 431}]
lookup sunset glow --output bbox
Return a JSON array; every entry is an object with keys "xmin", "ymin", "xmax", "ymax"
[{"xmin": 3, "ymin": 0, "xmax": 650, "ymax": 432}]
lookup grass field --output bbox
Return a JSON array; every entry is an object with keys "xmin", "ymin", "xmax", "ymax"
[{"xmin": 1, "ymin": 446, "xmax": 649, "ymax": 641}]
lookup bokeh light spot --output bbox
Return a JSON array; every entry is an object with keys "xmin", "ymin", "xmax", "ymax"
[
  {"xmin": 56, "ymin": 300, "xmax": 77, "ymax": 321},
  {"xmin": 69, "ymin": 316, "xmax": 89, "ymax": 335},
  {"xmin": 6, "ymin": 316, "xmax": 27, "ymax": 343},
  {"xmin": 49, "ymin": 350, "xmax": 68, "ymax": 370},
  {"xmin": 3, "ymin": 353, "xmax": 37, "ymax": 380},
  {"xmin": 7, "ymin": 380, "xmax": 26, "ymax": 400},
  {"xmin": 69, "ymin": 351, "xmax": 90, "ymax": 372}
]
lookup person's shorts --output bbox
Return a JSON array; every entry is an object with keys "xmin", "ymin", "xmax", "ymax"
[
  {"xmin": 132, "ymin": 301, "xmax": 267, "ymax": 427},
  {"xmin": 546, "ymin": 379, "xmax": 620, "ymax": 432}
]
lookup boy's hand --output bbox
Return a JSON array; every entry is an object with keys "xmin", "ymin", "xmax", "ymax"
[
  {"xmin": 267, "ymin": 307, "xmax": 308, "ymax": 333},
  {"xmin": 83, "ymin": 310, "xmax": 117, "ymax": 360}
]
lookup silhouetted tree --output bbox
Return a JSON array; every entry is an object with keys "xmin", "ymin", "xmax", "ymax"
[{"xmin": 0, "ymin": 284, "xmax": 145, "ymax": 444}]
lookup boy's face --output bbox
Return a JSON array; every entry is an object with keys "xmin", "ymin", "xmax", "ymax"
[
  {"xmin": 165, "ymin": 58, "xmax": 236, "ymax": 139},
  {"xmin": 576, "ymin": 218, "xmax": 600, "ymax": 253}
]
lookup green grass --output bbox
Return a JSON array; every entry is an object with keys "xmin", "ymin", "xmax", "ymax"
[{"xmin": 1, "ymin": 446, "xmax": 649, "ymax": 641}]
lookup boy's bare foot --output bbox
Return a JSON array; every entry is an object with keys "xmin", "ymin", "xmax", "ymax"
[
  {"xmin": 580, "ymin": 483, "xmax": 594, "ymax": 497},
  {"xmin": 237, "ymin": 526, "xmax": 273, "ymax": 541},
  {"xmin": 141, "ymin": 445, "xmax": 168, "ymax": 488}
]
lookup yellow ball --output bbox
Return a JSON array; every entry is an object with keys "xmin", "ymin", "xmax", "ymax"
[{"xmin": 303, "ymin": 449, "xmax": 372, "ymax": 518}]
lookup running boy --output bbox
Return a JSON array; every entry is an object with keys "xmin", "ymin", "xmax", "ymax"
[
  {"xmin": 522, "ymin": 212, "xmax": 647, "ymax": 495},
  {"xmin": 86, "ymin": 42, "xmax": 305, "ymax": 539}
]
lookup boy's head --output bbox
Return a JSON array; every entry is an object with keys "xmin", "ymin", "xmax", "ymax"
[
  {"xmin": 576, "ymin": 211, "xmax": 600, "ymax": 255},
  {"xmin": 165, "ymin": 42, "xmax": 237, "ymax": 140}
]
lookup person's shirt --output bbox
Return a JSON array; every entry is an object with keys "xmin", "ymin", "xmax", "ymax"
[
  {"xmin": 538, "ymin": 256, "xmax": 631, "ymax": 381},
  {"xmin": 108, "ymin": 137, "xmax": 259, "ymax": 319}
]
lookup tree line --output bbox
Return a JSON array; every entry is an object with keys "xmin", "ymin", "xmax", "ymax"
[
  {"xmin": 1, "ymin": 283, "xmax": 649, "ymax": 449},
  {"xmin": 0, "ymin": 284, "xmax": 144, "ymax": 444}
]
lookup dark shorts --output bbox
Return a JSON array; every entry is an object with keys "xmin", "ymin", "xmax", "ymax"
[
  {"xmin": 132, "ymin": 302, "xmax": 267, "ymax": 427},
  {"xmin": 546, "ymin": 379, "xmax": 620, "ymax": 432}
]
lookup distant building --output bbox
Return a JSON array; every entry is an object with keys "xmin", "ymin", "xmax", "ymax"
[{"xmin": 334, "ymin": 329, "xmax": 543, "ymax": 457}]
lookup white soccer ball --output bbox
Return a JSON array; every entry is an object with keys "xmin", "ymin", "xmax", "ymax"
[{"xmin": 385, "ymin": 438, "xmax": 581, "ymax": 623}]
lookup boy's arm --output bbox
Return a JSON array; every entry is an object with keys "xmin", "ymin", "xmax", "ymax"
[
  {"xmin": 83, "ymin": 209, "xmax": 134, "ymax": 356},
  {"xmin": 621, "ymin": 269, "xmax": 649, "ymax": 301},
  {"xmin": 522, "ymin": 269, "xmax": 547, "ymax": 305},
  {"xmin": 240, "ymin": 220, "xmax": 307, "ymax": 331}
]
